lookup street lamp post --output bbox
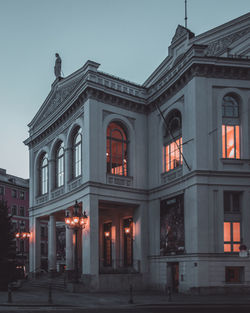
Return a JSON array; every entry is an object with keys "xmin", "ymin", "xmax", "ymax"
[
  {"xmin": 64, "ymin": 200, "xmax": 88, "ymax": 283},
  {"xmin": 15, "ymin": 221, "xmax": 30, "ymax": 265}
]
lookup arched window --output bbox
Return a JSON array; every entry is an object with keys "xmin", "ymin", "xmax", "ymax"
[
  {"xmin": 56, "ymin": 142, "xmax": 64, "ymax": 187},
  {"xmin": 106, "ymin": 122, "xmax": 128, "ymax": 176},
  {"xmin": 222, "ymin": 94, "xmax": 240, "ymax": 159},
  {"xmin": 40, "ymin": 153, "xmax": 48, "ymax": 194},
  {"xmin": 163, "ymin": 110, "xmax": 182, "ymax": 172},
  {"xmin": 73, "ymin": 128, "xmax": 82, "ymax": 178}
]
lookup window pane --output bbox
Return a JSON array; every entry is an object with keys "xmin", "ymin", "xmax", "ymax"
[
  {"xmin": 224, "ymin": 222, "xmax": 231, "ymax": 242},
  {"xmin": 226, "ymin": 126, "xmax": 235, "ymax": 158},
  {"xmin": 224, "ymin": 244, "xmax": 231, "ymax": 252},
  {"xmin": 232, "ymin": 193, "xmax": 240, "ymax": 212},
  {"xmin": 233, "ymin": 244, "xmax": 240, "ymax": 252},
  {"xmin": 233, "ymin": 222, "xmax": 240, "ymax": 242}
]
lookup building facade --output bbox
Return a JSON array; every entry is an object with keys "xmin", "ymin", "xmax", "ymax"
[
  {"xmin": 0, "ymin": 168, "xmax": 29, "ymax": 265},
  {"xmin": 24, "ymin": 13, "xmax": 250, "ymax": 293}
]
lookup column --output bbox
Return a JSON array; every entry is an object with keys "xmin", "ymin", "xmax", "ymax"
[
  {"xmin": 66, "ymin": 226, "xmax": 73, "ymax": 272},
  {"xmin": 49, "ymin": 158, "xmax": 55, "ymax": 194},
  {"xmin": 48, "ymin": 215, "xmax": 56, "ymax": 272},
  {"xmin": 133, "ymin": 202, "xmax": 148, "ymax": 273},
  {"xmin": 29, "ymin": 217, "xmax": 41, "ymax": 275},
  {"xmin": 64, "ymin": 148, "xmax": 71, "ymax": 188},
  {"xmin": 81, "ymin": 195, "xmax": 99, "ymax": 279}
]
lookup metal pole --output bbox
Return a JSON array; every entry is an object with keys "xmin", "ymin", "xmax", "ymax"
[
  {"xmin": 74, "ymin": 228, "xmax": 78, "ymax": 283},
  {"xmin": 184, "ymin": 0, "xmax": 187, "ymax": 28}
]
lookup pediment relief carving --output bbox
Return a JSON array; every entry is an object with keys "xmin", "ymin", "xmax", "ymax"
[
  {"xmin": 206, "ymin": 27, "xmax": 250, "ymax": 56},
  {"xmin": 34, "ymin": 78, "xmax": 82, "ymax": 128}
]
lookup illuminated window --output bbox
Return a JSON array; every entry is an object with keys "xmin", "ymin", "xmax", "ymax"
[
  {"xmin": 73, "ymin": 128, "xmax": 82, "ymax": 178},
  {"xmin": 224, "ymin": 222, "xmax": 241, "ymax": 252},
  {"xmin": 103, "ymin": 222, "xmax": 112, "ymax": 267},
  {"xmin": 163, "ymin": 110, "xmax": 182, "ymax": 172},
  {"xmin": 106, "ymin": 122, "xmax": 128, "ymax": 176},
  {"xmin": 222, "ymin": 94, "xmax": 240, "ymax": 159},
  {"xmin": 222, "ymin": 125, "xmax": 240, "ymax": 159},
  {"xmin": 56, "ymin": 142, "xmax": 64, "ymax": 187},
  {"xmin": 124, "ymin": 218, "xmax": 133, "ymax": 266},
  {"xmin": 40, "ymin": 153, "xmax": 48, "ymax": 195}
]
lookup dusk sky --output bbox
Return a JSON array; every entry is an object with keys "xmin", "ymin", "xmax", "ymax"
[{"xmin": 0, "ymin": 0, "xmax": 249, "ymax": 179}]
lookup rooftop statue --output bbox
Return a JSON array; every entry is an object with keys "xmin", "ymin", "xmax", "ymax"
[{"xmin": 54, "ymin": 53, "xmax": 62, "ymax": 78}]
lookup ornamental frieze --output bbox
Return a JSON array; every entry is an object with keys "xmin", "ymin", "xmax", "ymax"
[{"xmin": 206, "ymin": 28, "xmax": 250, "ymax": 56}]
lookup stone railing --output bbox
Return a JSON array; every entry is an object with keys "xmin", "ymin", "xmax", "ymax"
[
  {"xmin": 68, "ymin": 177, "xmax": 82, "ymax": 192},
  {"xmin": 161, "ymin": 166, "xmax": 183, "ymax": 184},
  {"xmin": 106, "ymin": 174, "xmax": 133, "ymax": 187},
  {"xmin": 51, "ymin": 186, "xmax": 65, "ymax": 200}
]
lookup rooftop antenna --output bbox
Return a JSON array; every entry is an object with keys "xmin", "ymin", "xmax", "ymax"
[{"xmin": 184, "ymin": 0, "xmax": 188, "ymax": 28}]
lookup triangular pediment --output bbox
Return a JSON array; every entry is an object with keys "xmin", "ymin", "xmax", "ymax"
[
  {"xmin": 31, "ymin": 76, "xmax": 82, "ymax": 130},
  {"xmin": 171, "ymin": 25, "xmax": 195, "ymax": 44}
]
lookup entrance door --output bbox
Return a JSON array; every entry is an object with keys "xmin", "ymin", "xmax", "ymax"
[{"xmin": 167, "ymin": 262, "xmax": 179, "ymax": 293}]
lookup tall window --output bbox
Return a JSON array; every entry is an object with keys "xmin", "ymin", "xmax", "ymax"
[
  {"xmin": 56, "ymin": 142, "xmax": 64, "ymax": 187},
  {"xmin": 73, "ymin": 128, "xmax": 82, "ymax": 178},
  {"xmin": 163, "ymin": 110, "xmax": 182, "ymax": 172},
  {"xmin": 224, "ymin": 191, "xmax": 241, "ymax": 252},
  {"xmin": 124, "ymin": 218, "xmax": 133, "ymax": 266},
  {"xmin": 41, "ymin": 153, "xmax": 48, "ymax": 194},
  {"xmin": 106, "ymin": 122, "xmax": 128, "ymax": 176},
  {"xmin": 222, "ymin": 95, "xmax": 240, "ymax": 159}
]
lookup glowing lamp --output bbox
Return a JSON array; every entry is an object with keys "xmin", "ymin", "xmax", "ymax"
[
  {"xmin": 16, "ymin": 233, "xmax": 20, "ymax": 238},
  {"xmin": 124, "ymin": 227, "xmax": 130, "ymax": 234},
  {"xmin": 104, "ymin": 231, "xmax": 110, "ymax": 238},
  {"xmin": 73, "ymin": 216, "xmax": 79, "ymax": 224}
]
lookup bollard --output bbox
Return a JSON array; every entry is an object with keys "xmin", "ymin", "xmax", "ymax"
[
  {"xmin": 128, "ymin": 284, "xmax": 134, "ymax": 304},
  {"xmin": 7, "ymin": 284, "xmax": 12, "ymax": 303},
  {"xmin": 167, "ymin": 286, "xmax": 172, "ymax": 302},
  {"xmin": 48, "ymin": 283, "xmax": 52, "ymax": 304}
]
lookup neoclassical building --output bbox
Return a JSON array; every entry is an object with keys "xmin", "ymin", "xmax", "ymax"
[{"xmin": 24, "ymin": 13, "xmax": 250, "ymax": 293}]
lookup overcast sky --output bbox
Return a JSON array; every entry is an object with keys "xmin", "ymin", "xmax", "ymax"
[{"xmin": 0, "ymin": 0, "xmax": 249, "ymax": 179}]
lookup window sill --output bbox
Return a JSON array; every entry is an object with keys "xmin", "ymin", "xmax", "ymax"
[
  {"xmin": 106, "ymin": 173, "xmax": 133, "ymax": 187},
  {"xmin": 161, "ymin": 166, "xmax": 183, "ymax": 184},
  {"xmin": 221, "ymin": 158, "xmax": 244, "ymax": 165},
  {"xmin": 36, "ymin": 194, "xmax": 48, "ymax": 205},
  {"xmin": 51, "ymin": 186, "xmax": 65, "ymax": 199},
  {"xmin": 68, "ymin": 176, "xmax": 82, "ymax": 192}
]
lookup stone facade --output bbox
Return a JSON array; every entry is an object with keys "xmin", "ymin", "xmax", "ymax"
[{"xmin": 24, "ymin": 13, "xmax": 250, "ymax": 293}]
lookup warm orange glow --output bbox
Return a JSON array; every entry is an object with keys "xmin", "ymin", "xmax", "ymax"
[
  {"xmin": 16, "ymin": 233, "xmax": 20, "ymax": 238},
  {"xmin": 233, "ymin": 244, "xmax": 240, "ymax": 252},
  {"xmin": 22, "ymin": 233, "xmax": 27, "ymax": 238},
  {"xmin": 73, "ymin": 216, "xmax": 79, "ymax": 224},
  {"xmin": 65, "ymin": 218, "xmax": 71, "ymax": 224},
  {"xmin": 124, "ymin": 227, "xmax": 130, "ymax": 234},
  {"xmin": 163, "ymin": 138, "xmax": 182, "ymax": 172},
  {"xmin": 224, "ymin": 244, "xmax": 231, "ymax": 252},
  {"xmin": 222, "ymin": 125, "xmax": 240, "ymax": 159},
  {"xmin": 27, "ymin": 233, "xmax": 31, "ymax": 238},
  {"xmin": 224, "ymin": 222, "xmax": 231, "ymax": 242},
  {"xmin": 104, "ymin": 231, "xmax": 110, "ymax": 238},
  {"xmin": 233, "ymin": 222, "xmax": 240, "ymax": 242}
]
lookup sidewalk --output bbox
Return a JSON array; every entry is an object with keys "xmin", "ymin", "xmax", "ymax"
[{"xmin": 1, "ymin": 282, "xmax": 250, "ymax": 309}]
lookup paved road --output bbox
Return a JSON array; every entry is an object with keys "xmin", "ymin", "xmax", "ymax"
[{"xmin": 1, "ymin": 304, "xmax": 250, "ymax": 313}]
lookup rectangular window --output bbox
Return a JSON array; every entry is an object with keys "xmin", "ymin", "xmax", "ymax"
[
  {"xmin": 163, "ymin": 138, "xmax": 183, "ymax": 172},
  {"xmin": 224, "ymin": 192, "xmax": 240, "ymax": 212},
  {"xmin": 222, "ymin": 125, "xmax": 240, "ymax": 159},
  {"xmin": 20, "ymin": 191, "xmax": 25, "ymax": 200},
  {"xmin": 224, "ymin": 222, "xmax": 241, "ymax": 252},
  {"xmin": 12, "ymin": 189, "xmax": 17, "ymax": 198},
  {"xmin": 0, "ymin": 186, "xmax": 4, "ymax": 195},
  {"xmin": 19, "ymin": 207, "xmax": 25, "ymax": 217},
  {"xmin": 12, "ymin": 205, "xmax": 17, "ymax": 216},
  {"xmin": 225, "ymin": 267, "xmax": 244, "ymax": 283}
]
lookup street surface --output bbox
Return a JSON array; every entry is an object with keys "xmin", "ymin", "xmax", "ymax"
[{"xmin": 0, "ymin": 304, "xmax": 250, "ymax": 313}]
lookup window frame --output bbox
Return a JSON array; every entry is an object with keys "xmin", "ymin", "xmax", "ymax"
[
  {"xmin": 106, "ymin": 122, "xmax": 128, "ymax": 176},
  {"xmin": 40, "ymin": 153, "xmax": 48, "ymax": 195},
  {"xmin": 56, "ymin": 142, "xmax": 65, "ymax": 188},
  {"xmin": 73, "ymin": 128, "xmax": 82, "ymax": 178}
]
